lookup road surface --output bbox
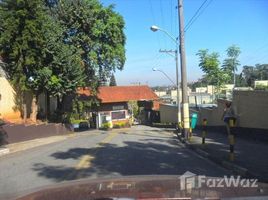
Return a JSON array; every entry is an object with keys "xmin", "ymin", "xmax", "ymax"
[{"xmin": 0, "ymin": 125, "xmax": 231, "ymax": 199}]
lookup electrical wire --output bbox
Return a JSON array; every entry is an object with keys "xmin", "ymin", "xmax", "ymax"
[{"xmin": 184, "ymin": 0, "xmax": 213, "ymax": 33}]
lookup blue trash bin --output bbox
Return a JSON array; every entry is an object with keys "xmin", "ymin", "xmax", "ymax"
[{"xmin": 191, "ymin": 113, "xmax": 198, "ymax": 129}]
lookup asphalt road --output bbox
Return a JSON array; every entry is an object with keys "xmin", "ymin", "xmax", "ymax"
[{"xmin": 0, "ymin": 125, "xmax": 231, "ymax": 199}]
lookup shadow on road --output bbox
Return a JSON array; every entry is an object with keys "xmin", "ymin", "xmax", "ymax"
[{"xmin": 32, "ymin": 135, "xmax": 230, "ymax": 182}]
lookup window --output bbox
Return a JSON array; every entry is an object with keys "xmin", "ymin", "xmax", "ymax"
[{"xmin": 111, "ymin": 110, "xmax": 126, "ymax": 120}]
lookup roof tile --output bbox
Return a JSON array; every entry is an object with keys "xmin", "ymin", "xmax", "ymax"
[{"xmin": 78, "ymin": 85, "xmax": 159, "ymax": 103}]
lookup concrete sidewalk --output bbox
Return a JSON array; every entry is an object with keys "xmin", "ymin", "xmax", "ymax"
[
  {"xmin": 185, "ymin": 129, "xmax": 268, "ymax": 182},
  {"xmin": 0, "ymin": 130, "xmax": 102, "ymax": 157},
  {"xmin": 0, "ymin": 134, "xmax": 75, "ymax": 157}
]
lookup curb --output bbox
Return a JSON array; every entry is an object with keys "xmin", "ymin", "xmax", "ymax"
[
  {"xmin": 186, "ymin": 139, "xmax": 268, "ymax": 183},
  {"xmin": 176, "ymin": 134, "xmax": 267, "ymax": 182},
  {"xmin": 0, "ymin": 134, "xmax": 74, "ymax": 157},
  {"xmin": 185, "ymin": 140, "xmax": 248, "ymax": 175},
  {"xmin": 0, "ymin": 131, "xmax": 102, "ymax": 157},
  {"xmin": 0, "ymin": 147, "xmax": 10, "ymax": 156}
]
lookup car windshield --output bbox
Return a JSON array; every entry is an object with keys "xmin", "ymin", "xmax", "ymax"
[{"xmin": 0, "ymin": 0, "xmax": 268, "ymax": 200}]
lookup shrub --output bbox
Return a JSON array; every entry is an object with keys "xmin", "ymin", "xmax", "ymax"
[
  {"xmin": 101, "ymin": 122, "xmax": 112, "ymax": 129},
  {"xmin": 70, "ymin": 119, "xmax": 88, "ymax": 124},
  {"xmin": 255, "ymin": 85, "xmax": 268, "ymax": 91},
  {"xmin": 113, "ymin": 123, "xmax": 120, "ymax": 128},
  {"xmin": 113, "ymin": 121, "xmax": 130, "ymax": 128}
]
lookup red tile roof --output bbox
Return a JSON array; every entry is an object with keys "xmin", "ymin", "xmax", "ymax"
[{"xmin": 78, "ymin": 85, "xmax": 159, "ymax": 103}]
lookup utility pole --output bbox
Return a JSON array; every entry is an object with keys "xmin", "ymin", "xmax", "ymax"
[
  {"xmin": 159, "ymin": 49, "xmax": 181, "ymax": 123},
  {"xmin": 178, "ymin": 0, "xmax": 190, "ymax": 139}
]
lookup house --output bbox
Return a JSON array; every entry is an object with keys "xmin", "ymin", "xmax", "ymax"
[
  {"xmin": 77, "ymin": 85, "xmax": 160, "ymax": 128},
  {"xmin": 0, "ymin": 65, "xmax": 21, "ymax": 122}
]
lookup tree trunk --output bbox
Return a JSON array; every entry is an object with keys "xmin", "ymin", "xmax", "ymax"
[
  {"xmin": 30, "ymin": 94, "xmax": 38, "ymax": 123},
  {"xmin": 57, "ymin": 95, "xmax": 62, "ymax": 112},
  {"xmin": 23, "ymin": 103, "xmax": 27, "ymax": 123},
  {"xmin": 46, "ymin": 91, "xmax": 50, "ymax": 120}
]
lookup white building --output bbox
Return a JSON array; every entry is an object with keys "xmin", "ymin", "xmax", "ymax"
[{"xmin": 255, "ymin": 80, "xmax": 268, "ymax": 88}]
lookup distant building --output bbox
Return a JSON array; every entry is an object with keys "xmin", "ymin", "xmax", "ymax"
[
  {"xmin": 195, "ymin": 87, "xmax": 207, "ymax": 93},
  {"xmin": 255, "ymin": 80, "xmax": 268, "ymax": 88},
  {"xmin": 154, "ymin": 90, "xmax": 167, "ymax": 98}
]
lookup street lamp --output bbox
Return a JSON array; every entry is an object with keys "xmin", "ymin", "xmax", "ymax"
[
  {"xmin": 150, "ymin": 25, "xmax": 159, "ymax": 32},
  {"xmin": 150, "ymin": 24, "xmax": 190, "ymax": 137},
  {"xmin": 150, "ymin": 25, "xmax": 182, "ymax": 128}
]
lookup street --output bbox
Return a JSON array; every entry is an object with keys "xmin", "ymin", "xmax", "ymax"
[{"xmin": 0, "ymin": 125, "xmax": 231, "ymax": 199}]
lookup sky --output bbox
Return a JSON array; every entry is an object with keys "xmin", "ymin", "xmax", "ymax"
[{"xmin": 100, "ymin": 0, "xmax": 268, "ymax": 86}]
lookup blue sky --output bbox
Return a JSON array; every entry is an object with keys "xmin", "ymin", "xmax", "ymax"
[{"xmin": 101, "ymin": 0, "xmax": 268, "ymax": 86}]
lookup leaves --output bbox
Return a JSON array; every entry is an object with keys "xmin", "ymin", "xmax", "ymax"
[
  {"xmin": 54, "ymin": 0, "xmax": 126, "ymax": 87},
  {"xmin": 0, "ymin": 0, "xmax": 126, "ymax": 100},
  {"xmin": 196, "ymin": 49, "xmax": 229, "ymax": 93},
  {"xmin": 222, "ymin": 45, "xmax": 241, "ymax": 83},
  {"xmin": 109, "ymin": 73, "xmax": 117, "ymax": 86}
]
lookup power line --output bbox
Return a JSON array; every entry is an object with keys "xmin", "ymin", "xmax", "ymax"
[
  {"xmin": 184, "ymin": 0, "xmax": 213, "ymax": 33},
  {"xmin": 184, "ymin": 0, "xmax": 208, "ymax": 30}
]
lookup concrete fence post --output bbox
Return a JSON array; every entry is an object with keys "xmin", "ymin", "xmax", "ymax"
[
  {"xmin": 202, "ymin": 119, "xmax": 207, "ymax": 145},
  {"xmin": 228, "ymin": 118, "xmax": 235, "ymax": 161}
]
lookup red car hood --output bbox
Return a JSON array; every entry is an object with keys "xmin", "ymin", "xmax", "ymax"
[{"xmin": 8, "ymin": 175, "xmax": 268, "ymax": 200}]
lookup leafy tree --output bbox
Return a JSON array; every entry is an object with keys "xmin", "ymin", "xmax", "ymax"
[
  {"xmin": 241, "ymin": 64, "xmax": 268, "ymax": 87},
  {"xmin": 235, "ymin": 73, "xmax": 247, "ymax": 87},
  {"xmin": 241, "ymin": 65, "xmax": 258, "ymax": 87},
  {"xmin": 0, "ymin": 0, "xmax": 86, "ymax": 121},
  {"xmin": 196, "ymin": 49, "xmax": 229, "ymax": 94},
  {"xmin": 222, "ymin": 45, "xmax": 241, "ymax": 85},
  {"xmin": 0, "ymin": 0, "xmax": 56, "ymax": 121},
  {"xmin": 109, "ymin": 73, "xmax": 117, "ymax": 86},
  {"xmin": 53, "ymin": 0, "xmax": 126, "ymax": 90},
  {"xmin": 128, "ymin": 100, "xmax": 139, "ymax": 118},
  {"xmin": 255, "ymin": 64, "xmax": 268, "ymax": 80},
  {"xmin": 189, "ymin": 76, "xmax": 209, "ymax": 91}
]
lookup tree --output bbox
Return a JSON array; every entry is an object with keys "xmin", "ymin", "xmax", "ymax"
[
  {"xmin": 0, "ymin": 0, "xmax": 86, "ymax": 121},
  {"xmin": 53, "ymin": 0, "xmax": 126, "ymax": 91},
  {"xmin": 128, "ymin": 100, "xmax": 139, "ymax": 119},
  {"xmin": 0, "ymin": 0, "xmax": 56, "ymax": 121},
  {"xmin": 109, "ymin": 73, "xmax": 117, "ymax": 86},
  {"xmin": 255, "ymin": 64, "xmax": 268, "ymax": 80},
  {"xmin": 189, "ymin": 76, "xmax": 208, "ymax": 91},
  {"xmin": 222, "ymin": 45, "xmax": 241, "ymax": 85},
  {"xmin": 196, "ymin": 49, "xmax": 229, "ymax": 94},
  {"xmin": 241, "ymin": 64, "xmax": 268, "ymax": 87}
]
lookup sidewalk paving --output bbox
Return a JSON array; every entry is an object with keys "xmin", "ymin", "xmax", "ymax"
[
  {"xmin": 186, "ymin": 129, "xmax": 268, "ymax": 182},
  {"xmin": 0, "ymin": 130, "xmax": 103, "ymax": 157},
  {"xmin": 0, "ymin": 134, "xmax": 75, "ymax": 157}
]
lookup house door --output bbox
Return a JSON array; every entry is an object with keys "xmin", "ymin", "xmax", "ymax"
[{"xmin": 98, "ymin": 112, "xmax": 111, "ymax": 128}]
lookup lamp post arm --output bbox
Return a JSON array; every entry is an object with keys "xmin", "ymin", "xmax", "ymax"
[
  {"xmin": 158, "ymin": 28, "xmax": 178, "ymax": 46},
  {"xmin": 157, "ymin": 70, "xmax": 176, "ymax": 86}
]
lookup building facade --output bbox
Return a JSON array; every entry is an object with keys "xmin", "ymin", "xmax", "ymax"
[{"xmin": 77, "ymin": 85, "xmax": 160, "ymax": 128}]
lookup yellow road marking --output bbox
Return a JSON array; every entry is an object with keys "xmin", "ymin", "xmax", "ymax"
[
  {"xmin": 75, "ymin": 132, "xmax": 118, "ymax": 170},
  {"xmin": 75, "ymin": 155, "xmax": 95, "ymax": 169}
]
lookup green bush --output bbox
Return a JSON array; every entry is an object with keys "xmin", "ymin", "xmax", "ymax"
[
  {"xmin": 101, "ymin": 122, "xmax": 112, "ymax": 129},
  {"xmin": 113, "ymin": 123, "xmax": 120, "ymax": 128},
  {"xmin": 70, "ymin": 119, "xmax": 88, "ymax": 124},
  {"xmin": 255, "ymin": 85, "xmax": 268, "ymax": 91},
  {"xmin": 113, "ymin": 121, "xmax": 130, "ymax": 128}
]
